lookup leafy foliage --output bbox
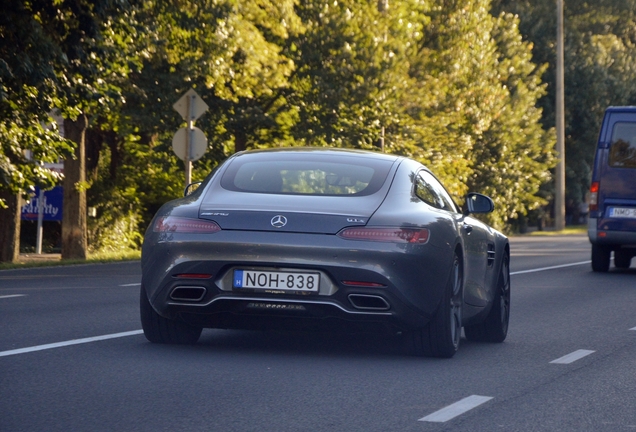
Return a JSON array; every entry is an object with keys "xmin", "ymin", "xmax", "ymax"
[
  {"xmin": 0, "ymin": 1, "xmax": 74, "ymax": 204},
  {"xmin": 493, "ymin": 0, "xmax": 636, "ymax": 209},
  {"xmin": 5, "ymin": 0, "xmax": 563, "ymax": 253}
]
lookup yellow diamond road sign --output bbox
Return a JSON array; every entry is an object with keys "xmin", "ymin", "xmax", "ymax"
[{"xmin": 173, "ymin": 88, "xmax": 209, "ymax": 121}]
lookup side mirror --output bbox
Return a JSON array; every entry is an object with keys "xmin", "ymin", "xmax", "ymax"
[
  {"xmin": 184, "ymin": 181, "xmax": 202, "ymax": 197},
  {"xmin": 465, "ymin": 193, "xmax": 495, "ymax": 214}
]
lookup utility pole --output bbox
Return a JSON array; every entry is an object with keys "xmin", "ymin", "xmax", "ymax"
[
  {"xmin": 378, "ymin": 0, "xmax": 388, "ymax": 152},
  {"xmin": 555, "ymin": 0, "xmax": 566, "ymax": 230}
]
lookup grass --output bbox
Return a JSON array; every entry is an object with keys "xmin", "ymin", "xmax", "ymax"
[
  {"xmin": 526, "ymin": 225, "xmax": 587, "ymax": 236},
  {"xmin": 0, "ymin": 249, "xmax": 141, "ymax": 270}
]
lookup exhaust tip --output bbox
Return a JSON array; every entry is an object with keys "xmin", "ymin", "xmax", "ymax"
[
  {"xmin": 348, "ymin": 294, "xmax": 390, "ymax": 311},
  {"xmin": 170, "ymin": 286, "xmax": 207, "ymax": 302}
]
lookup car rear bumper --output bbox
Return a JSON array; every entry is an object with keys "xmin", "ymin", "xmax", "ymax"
[
  {"xmin": 588, "ymin": 217, "xmax": 636, "ymax": 246},
  {"xmin": 142, "ymin": 230, "xmax": 455, "ymax": 332}
]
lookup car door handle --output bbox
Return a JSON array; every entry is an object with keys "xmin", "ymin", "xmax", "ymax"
[{"xmin": 462, "ymin": 223, "xmax": 473, "ymax": 234}]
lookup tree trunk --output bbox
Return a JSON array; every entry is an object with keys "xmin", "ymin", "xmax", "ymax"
[
  {"xmin": 0, "ymin": 191, "xmax": 21, "ymax": 262},
  {"xmin": 62, "ymin": 114, "xmax": 88, "ymax": 260},
  {"xmin": 234, "ymin": 128, "xmax": 247, "ymax": 153},
  {"xmin": 86, "ymin": 128, "xmax": 104, "ymax": 183}
]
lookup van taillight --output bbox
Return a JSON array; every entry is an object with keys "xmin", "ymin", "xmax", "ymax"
[{"xmin": 589, "ymin": 182, "xmax": 599, "ymax": 211}]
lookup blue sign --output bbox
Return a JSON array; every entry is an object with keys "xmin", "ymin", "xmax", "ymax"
[{"xmin": 21, "ymin": 186, "xmax": 63, "ymax": 221}]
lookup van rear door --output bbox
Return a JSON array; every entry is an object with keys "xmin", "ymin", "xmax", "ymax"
[{"xmin": 593, "ymin": 108, "xmax": 636, "ymax": 232}]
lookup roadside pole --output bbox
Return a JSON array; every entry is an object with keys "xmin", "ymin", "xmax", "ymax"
[
  {"xmin": 185, "ymin": 94, "xmax": 194, "ymax": 186},
  {"xmin": 555, "ymin": 0, "xmax": 566, "ymax": 230},
  {"xmin": 36, "ymin": 189, "xmax": 44, "ymax": 254}
]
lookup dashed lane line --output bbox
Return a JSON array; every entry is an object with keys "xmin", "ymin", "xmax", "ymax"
[
  {"xmin": 0, "ymin": 294, "xmax": 26, "ymax": 299},
  {"xmin": 0, "ymin": 330, "xmax": 144, "ymax": 358},
  {"xmin": 119, "ymin": 283, "xmax": 141, "ymax": 287},
  {"xmin": 550, "ymin": 349, "xmax": 596, "ymax": 364},
  {"xmin": 419, "ymin": 395, "xmax": 494, "ymax": 423}
]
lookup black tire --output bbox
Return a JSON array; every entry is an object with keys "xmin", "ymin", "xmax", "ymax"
[
  {"xmin": 408, "ymin": 252, "xmax": 462, "ymax": 358},
  {"xmin": 140, "ymin": 284, "xmax": 202, "ymax": 344},
  {"xmin": 591, "ymin": 244, "xmax": 611, "ymax": 272},
  {"xmin": 464, "ymin": 254, "xmax": 510, "ymax": 343},
  {"xmin": 614, "ymin": 250, "xmax": 632, "ymax": 269}
]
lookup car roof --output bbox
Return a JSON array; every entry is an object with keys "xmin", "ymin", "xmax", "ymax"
[{"xmin": 233, "ymin": 147, "xmax": 403, "ymax": 163}]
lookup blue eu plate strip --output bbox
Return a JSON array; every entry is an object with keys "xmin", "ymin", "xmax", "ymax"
[{"xmin": 234, "ymin": 270, "xmax": 244, "ymax": 288}]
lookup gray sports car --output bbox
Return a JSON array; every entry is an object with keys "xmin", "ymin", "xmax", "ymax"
[{"xmin": 140, "ymin": 148, "xmax": 510, "ymax": 358}]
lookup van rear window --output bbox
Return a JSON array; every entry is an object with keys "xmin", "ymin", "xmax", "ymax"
[{"xmin": 609, "ymin": 122, "xmax": 636, "ymax": 168}]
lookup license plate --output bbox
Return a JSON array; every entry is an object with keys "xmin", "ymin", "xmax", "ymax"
[
  {"xmin": 609, "ymin": 207, "xmax": 636, "ymax": 219},
  {"xmin": 233, "ymin": 270, "xmax": 320, "ymax": 292}
]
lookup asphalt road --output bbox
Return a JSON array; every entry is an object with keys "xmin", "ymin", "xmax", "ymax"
[{"xmin": 1, "ymin": 235, "xmax": 635, "ymax": 432}]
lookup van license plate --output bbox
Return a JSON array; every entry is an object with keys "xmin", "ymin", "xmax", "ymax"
[
  {"xmin": 609, "ymin": 207, "xmax": 636, "ymax": 218},
  {"xmin": 233, "ymin": 270, "xmax": 319, "ymax": 292}
]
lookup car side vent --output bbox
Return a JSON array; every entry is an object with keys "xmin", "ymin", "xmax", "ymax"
[{"xmin": 487, "ymin": 244, "xmax": 496, "ymax": 267}]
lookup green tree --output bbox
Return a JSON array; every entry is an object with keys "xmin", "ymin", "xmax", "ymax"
[
  {"xmin": 470, "ymin": 12, "xmax": 555, "ymax": 229},
  {"xmin": 1, "ymin": 0, "xmax": 78, "ymax": 261},
  {"xmin": 85, "ymin": 0, "xmax": 304, "ymax": 249},
  {"xmin": 493, "ymin": 0, "xmax": 636, "ymax": 218},
  {"xmin": 399, "ymin": 0, "xmax": 554, "ymax": 228}
]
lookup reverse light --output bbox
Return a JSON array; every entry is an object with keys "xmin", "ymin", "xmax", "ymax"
[
  {"xmin": 589, "ymin": 181, "xmax": 599, "ymax": 211},
  {"xmin": 338, "ymin": 227, "xmax": 430, "ymax": 244},
  {"xmin": 153, "ymin": 216, "xmax": 221, "ymax": 233}
]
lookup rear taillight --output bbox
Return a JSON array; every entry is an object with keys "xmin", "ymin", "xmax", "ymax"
[
  {"xmin": 338, "ymin": 227, "xmax": 430, "ymax": 244},
  {"xmin": 589, "ymin": 181, "xmax": 599, "ymax": 211},
  {"xmin": 342, "ymin": 280, "xmax": 386, "ymax": 287},
  {"xmin": 173, "ymin": 273, "xmax": 212, "ymax": 279},
  {"xmin": 153, "ymin": 216, "xmax": 221, "ymax": 233}
]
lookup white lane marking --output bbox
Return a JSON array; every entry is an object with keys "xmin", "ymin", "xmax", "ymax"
[
  {"xmin": 630, "ymin": 327, "xmax": 636, "ymax": 331},
  {"xmin": 0, "ymin": 330, "xmax": 144, "ymax": 358},
  {"xmin": 0, "ymin": 294, "xmax": 26, "ymax": 299},
  {"xmin": 511, "ymin": 261, "xmax": 591, "ymax": 275},
  {"xmin": 119, "ymin": 283, "xmax": 141, "ymax": 287},
  {"xmin": 419, "ymin": 395, "xmax": 493, "ymax": 423},
  {"xmin": 550, "ymin": 349, "xmax": 595, "ymax": 364}
]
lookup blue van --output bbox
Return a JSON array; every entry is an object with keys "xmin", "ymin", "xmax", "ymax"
[{"xmin": 588, "ymin": 106, "xmax": 636, "ymax": 272}]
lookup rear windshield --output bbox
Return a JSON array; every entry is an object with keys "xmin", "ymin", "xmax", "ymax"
[
  {"xmin": 220, "ymin": 153, "xmax": 394, "ymax": 196},
  {"xmin": 609, "ymin": 122, "xmax": 636, "ymax": 168}
]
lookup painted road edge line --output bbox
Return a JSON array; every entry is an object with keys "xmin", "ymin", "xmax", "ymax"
[
  {"xmin": 0, "ymin": 294, "xmax": 26, "ymax": 299},
  {"xmin": 550, "ymin": 349, "xmax": 595, "ymax": 364},
  {"xmin": 419, "ymin": 395, "xmax": 494, "ymax": 423},
  {"xmin": 0, "ymin": 330, "xmax": 144, "ymax": 358},
  {"xmin": 511, "ymin": 261, "xmax": 590, "ymax": 276}
]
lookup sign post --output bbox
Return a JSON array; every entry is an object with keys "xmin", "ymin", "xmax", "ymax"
[
  {"xmin": 36, "ymin": 188, "xmax": 45, "ymax": 254},
  {"xmin": 173, "ymin": 89, "xmax": 209, "ymax": 188}
]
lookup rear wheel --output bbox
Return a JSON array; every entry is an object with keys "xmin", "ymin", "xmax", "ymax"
[
  {"xmin": 614, "ymin": 250, "xmax": 632, "ymax": 269},
  {"xmin": 408, "ymin": 252, "xmax": 462, "ymax": 358},
  {"xmin": 464, "ymin": 254, "xmax": 510, "ymax": 343},
  {"xmin": 591, "ymin": 244, "xmax": 611, "ymax": 272},
  {"xmin": 140, "ymin": 284, "xmax": 202, "ymax": 344}
]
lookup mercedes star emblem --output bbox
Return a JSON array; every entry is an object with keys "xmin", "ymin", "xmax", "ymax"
[{"xmin": 271, "ymin": 215, "xmax": 287, "ymax": 228}]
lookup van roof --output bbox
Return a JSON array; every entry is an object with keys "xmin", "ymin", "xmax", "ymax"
[{"xmin": 606, "ymin": 106, "xmax": 636, "ymax": 113}]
